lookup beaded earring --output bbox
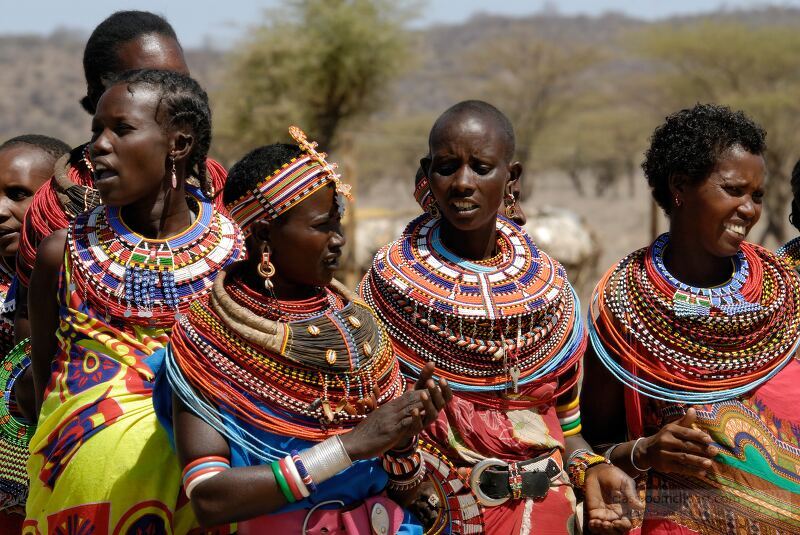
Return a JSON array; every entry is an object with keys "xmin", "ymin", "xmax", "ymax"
[
  {"xmin": 674, "ymin": 194, "xmax": 682, "ymax": 208},
  {"xmin": 257, "ymin": 249, "xmax": 276, "ymax": 290},
  {"xmin": 170, "ymin": 156, "xmax": 178, "ymax": 190},
  {"xmin": 82, "ymin": 145, "xmax": 95, "ymax": 174}
]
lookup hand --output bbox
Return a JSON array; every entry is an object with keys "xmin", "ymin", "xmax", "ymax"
[
  {"xmin": 638, "ymin": 408, "xmax": 718, "ymax": 478},
  {"xmin": 340, "ymin": 389, "xmax": 429, "ymax": 461},
  {"xmin": 584, "ymin": 463, "xmax": 644, "ymax": 534},
  {"xmin": 403, "ymin": 481, "xmax": 440, "ymax": 530},
  {"xmin": 413, "ymin": 362, "xmax": 453, "ymax": 426}
]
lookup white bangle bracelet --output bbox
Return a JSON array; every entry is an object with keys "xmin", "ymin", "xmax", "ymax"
[{"xmin": 630, "ymin": 437, "xmax": 650, "ymax": 473}]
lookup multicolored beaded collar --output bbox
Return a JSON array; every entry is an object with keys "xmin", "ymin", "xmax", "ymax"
[
  {"xmin": 362, "ymin": 213, "xmax": 585, "ymax": 404},
  {"xmin": 777, "ymin": 236, "xmax": 800, "ymax": 272},
  {"xmin": 165, "ymin": 267, "xmax": 404, "ymax": 461},
  {"xmin": 590, "ymin": 235, "xmax": 800, "ymax": 404},
  {"xmin": 67, "ymin": 186, "xmax": 243, "ymax": 326},
  {"xmin": 227, "ymin": 126, "xmax": 352, "ymax": 235}
]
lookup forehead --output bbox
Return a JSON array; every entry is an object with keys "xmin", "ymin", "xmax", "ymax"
[
  {"xmin": 711, "ymin": 146, "xmax": 766, "ymax": 184},
  {"xmin": 95, "ymin": 83, "xmax": 160, "ymax": 121},
  {"xmin": 283, "ymin": 185, "xmax": 336, "ymax": 222},
  {"xmin": 0, "ymin": 145, "xmax": 54, "ymax": 180},
  {"xmin": 115, "ymin": 34, "xmax": 188, "ymax": 75},
  {"xmin": 430, "ymin": 113, "xmax": 508, "ymax": 158}
]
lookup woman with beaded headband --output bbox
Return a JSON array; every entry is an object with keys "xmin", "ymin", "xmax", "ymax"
[
  {"xmin": 583, "ymin": 103, "xmax": 800, "ymax": 534},
  {"xmin": 13, "ymin": 11, "xmax": 232, "ymax": 424},
  {"xmin": 150, "ymin": 127, "xmax": 453, "ymax": 533},
  {"xmin": 25, "ymin": 69, "xmax": 243, "ymax": 533},
  {"xmin": 362, "ymin": 100, "xmax": 641, "ymax": 534},
  {"xmin": 0, "ymin": 135, "xmax": 69, "ymax": 533}
]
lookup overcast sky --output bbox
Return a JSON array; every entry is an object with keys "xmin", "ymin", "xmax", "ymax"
[{"xmin": 2, "ymin": 0, "xmax": 796, "ymax": 47}]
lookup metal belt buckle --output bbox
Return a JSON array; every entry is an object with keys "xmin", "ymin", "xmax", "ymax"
[{"xmin": 470, "ymin": 457, "xmax": 509, "ymax": 507}]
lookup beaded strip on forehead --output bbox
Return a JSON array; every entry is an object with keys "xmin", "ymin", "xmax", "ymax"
[{"xmin": 227, "ymin": 126, "xmax": 353, "ymax": 236}]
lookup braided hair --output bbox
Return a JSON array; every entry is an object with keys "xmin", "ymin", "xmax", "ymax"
[
  {"xmin": 109, "ymin": 69, "xmax": 212, "ymax": 195},
  {"xmin": 0, "ymin": 134, "xmax": 70, "ymax": 159},
  {"xmin": 81, "ymin": 10, "xmax": 181, "ymax": 114}
]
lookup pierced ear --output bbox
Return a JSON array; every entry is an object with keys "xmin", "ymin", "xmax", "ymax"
[
  {"xmin": 170, "ymin": 131, "xmax": 195, "ymax": 163},
  {"xmin": 420, "ymin": 155, "xmax": 432, "ymax": 177},
  {"xmin": 250, "ymin": 220, "xmax": 271, "ymax": 247},
  {"xmin": 507, "ymin": 161, "xmax": 522, "ymax": 190},
  {"xmin": 668, "ymin": 173, "xmax": 689, "ymax": 196}
]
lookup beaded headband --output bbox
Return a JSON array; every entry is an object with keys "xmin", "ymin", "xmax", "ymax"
[
  {"xmin": 227, "ymin": 126, "xmax": 353, "ymax": 235},
  {"xmin": 414, "ymin": 174, "xmax": 434, "ymax": 212}
]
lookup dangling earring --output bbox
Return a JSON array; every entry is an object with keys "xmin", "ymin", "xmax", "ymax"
[
  {"xmin": 428, "ymin": 201, "xmax": 441, "ymax": 219},
  {"xmin": 504, "ymin": 193, "xmax": 517, "ymax": 219},
  {"xmin": 170, "ymin": 156, "xmax": 178, "ymax": 189},
  {"xmin": 674, "ymin": 194, "xmax": 682, "ymax": 208},
  {"xmin": 257, "ymin": 249, "xmax": 276, "ymax": 290}
]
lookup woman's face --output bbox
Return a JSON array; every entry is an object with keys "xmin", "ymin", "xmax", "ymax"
[
  {"xmin": 673, "ymin": 145, "xmax": 765, "ymax": 257},
  {"xmin": 90, "ymin": 83, "xmax": 171, "ymax": 207},
  {"xmin": 0, "ymin": 146, "xmax": 53, "ymax": 257},
  {"xmin": 425, "ymin": 114, "xmax": 517, "ymax": 233},
  {"xmin": 267, "ymin": 186, "xmax": 345, "ymax": 289}
]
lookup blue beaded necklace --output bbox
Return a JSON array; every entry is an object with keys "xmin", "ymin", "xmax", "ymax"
[{"xmin": 651, "ymin": 233, "xmax": 760, "ymax": 317}]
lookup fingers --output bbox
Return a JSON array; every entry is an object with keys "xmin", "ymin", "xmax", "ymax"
[
  {"xmin": 414, "ymin": 362, "xmax": 436, "ymax": 391},
  {"xmin": 425, "ymin": 379, "xmax": 446, "ymax": 410},
  {"xmin": 419, "ymin": 389, "xmax": 439, "ymax": 427},
  {"xmin": 676, "ymin": 407, "xmax": 698, "ymax": 428},
  {"xmin": 439, "ymin": 377, "xmax": 453, "ymax": 403},
  {"xmin": 660, "ymin": 450, "xmax": 713, "ymax": 477},
  {"xmin": 621, "ymin": 475, "xmax": 644, "ymax": 512},
  {"xmin": 669, "ymin": 425, "xmax": 716, "ymax": 450}
]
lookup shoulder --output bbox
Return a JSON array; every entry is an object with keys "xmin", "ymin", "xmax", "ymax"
[{"xmin": 33, "ymin": 228, "xmax": 67, "ymax": 275}]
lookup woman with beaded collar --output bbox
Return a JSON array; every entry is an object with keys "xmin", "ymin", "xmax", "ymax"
[
  {"xmin": 583, "ymin": 103, "xmax": 800, "ymax": 534},
  {"xmin": 362, "ymin": 100, "xmax": 642, "ymax": 534},
  {"xmin": 152, "ymin": 127, "xmax": 453, "ymax": 534},
  {"xmin": 25, "ymin": 70, "xmax": 243, "ymax": 533}
]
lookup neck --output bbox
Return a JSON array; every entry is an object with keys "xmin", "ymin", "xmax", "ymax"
[
  {"xmin": 664, "ymin": 231, "xmax": 733, "ymax": 288},
  {"xmin": 120, "ymin": 182, "xmax": 193, "ymax": 239},
  {"xmin": 241, "ymin": 261, "xmax": 322, "ymax": 302},
  {"xmin": 439, "ymin": 217, "xmax": 498, "ymax": 261}
]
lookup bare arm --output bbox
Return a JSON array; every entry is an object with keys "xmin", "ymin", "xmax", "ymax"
[
  {"xmin": 29, "ymin": 229, "xmax": 66, "ymax": 416},
  {"xmin": 11, "ymin": 284, "xmax": 36, "ymax": 422}
]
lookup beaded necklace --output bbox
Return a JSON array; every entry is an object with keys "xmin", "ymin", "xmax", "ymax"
[
  {"xmin": 777, "ymin": 236, "xmax": 800, "ymax": 273},
  {"xmin": 67, "ymin": 186, "xmax": 243, "ymax": 326},
  {"xmin": 362, "ymin": 214, "xmax": 585, "ymax": 407},
  {"xmin": 166, "ymin": 266, "xmax": 404, "ymax": 461},
  {"xmin": 590, "ymin": 234, "xmax": 800, "ymax": 404}
]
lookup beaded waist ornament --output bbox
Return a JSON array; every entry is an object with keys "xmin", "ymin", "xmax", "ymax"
[
  {"xmin": 589, "ymin": 234, "xmax": 800, "ymax": 404},
  {"xmin": 67, "ymin": 185, "xmax": 243, "ymax": 326},
  {"xmin": 165, "ymin": 267, "xmax": 405, "ymax": 462},
  {"xmin": 0, "ymin": 339, "xmax": 34, "ymax": 511},
  {"xmin": 362, "ymin": 213, "xmax": 586, "ymax": 407}
]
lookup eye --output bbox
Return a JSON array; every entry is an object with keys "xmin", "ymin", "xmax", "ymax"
[
  {"xmin": 752, "ymin": 190, "xmax": 764, "ymax": 203},
  {"xmin": 472, "ymin": 163, "xmax": 492, "ymax": 175},
  {"xmin": 113, "ymin": 123, "xmax": 133, "ymax": 135},
  {"xmin": 433, "ymin": 161, "xmax": 458, "ymax": 176},
  {"xmin": 7, "ymin": 187, "xmax": 32, "ymax": 202},
  {"xmin": 723, "ymin": 185, "xmax": 743, "ymax": 196}
]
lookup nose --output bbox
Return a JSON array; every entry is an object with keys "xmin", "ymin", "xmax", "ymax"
[
  {"xmin": 738, "ymin": 196, "xmax": 758, "ymax": 221},
  {"xmin": 91, "ymin": 129, "xmax": 112, "ymax": 158},
  {"xmin": 0, "ymin": 197, "xmax": 11, "ymax": 222},
  {"xmin": 451, "ymin": 164, "xmax": 475, "ymax": 195},
  {"xmin": 330, "ymin": 228, "xmax": 346, "ymax": 249}
]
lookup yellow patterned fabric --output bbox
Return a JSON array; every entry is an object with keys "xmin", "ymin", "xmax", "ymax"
[{"xmin": 24, "ymin": 258, "xmax": 202, "ymax": 534}]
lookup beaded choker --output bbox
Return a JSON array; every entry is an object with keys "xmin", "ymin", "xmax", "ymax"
[
  {"xmin": 67, "ymin": 186, "xmax": 243, "ymax": 326},
  {"xmin": 165, "ymin": 266, "xmax": 404, "ymax": 460},
  {"xmin": 590, "ymin": 236, "xmax": 800, "ymax": 404},
  {"xmin": 650, "ymin": 233, "xmax": 760, "ymax": 316},
  {"xmin": 362, "ymin": 214, "xmax": 585, "ymax": 405}
]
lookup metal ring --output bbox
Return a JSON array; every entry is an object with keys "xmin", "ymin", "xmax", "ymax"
[
  {"xmin": 469, "ymin": 457, "xmax": 509, "ymax": 507},
  {"xmin": 302, "ymin": 499, "xmax": 345, "ymax": 534}
]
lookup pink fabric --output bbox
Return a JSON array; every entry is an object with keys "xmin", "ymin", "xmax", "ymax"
[{"xmin": 238, "ymin": 495, "xmax": 404, "ymax": 535}]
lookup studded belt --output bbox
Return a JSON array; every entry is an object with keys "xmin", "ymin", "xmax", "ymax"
[{"xmin": 470, "ymin": 449, "xmax": 564, "ymax": 506}]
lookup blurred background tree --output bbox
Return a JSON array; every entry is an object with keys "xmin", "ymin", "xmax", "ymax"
[
  {"xmin": 629, "ymin": 22, "xmax": 800, "ymax": 243},
  {"xmin": 213, "ymin": 0, "xmax": 412, "ymax": 162}
]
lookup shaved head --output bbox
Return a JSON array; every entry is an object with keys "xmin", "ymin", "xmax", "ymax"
[{"xmin": 430, "ymin": 100, "xmax": 515, "ymax": 161}]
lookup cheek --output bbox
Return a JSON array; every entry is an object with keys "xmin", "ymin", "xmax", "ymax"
[{"xmin": 9, "ymin": 199, "xmax": 31, "ymax": 222}]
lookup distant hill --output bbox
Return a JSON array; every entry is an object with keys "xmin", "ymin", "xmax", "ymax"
[{"xmin": 2, "ymin": 6, "xmax": 800, "ymax": 149}]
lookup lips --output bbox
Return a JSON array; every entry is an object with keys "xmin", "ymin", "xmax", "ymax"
[
  {"xmin": 323, "ymin": 253, "xmax": 341, "ymax": 268},
  {"xmin": 92, "ymin": 160, "xmax": 118, "ymax": 183}
]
